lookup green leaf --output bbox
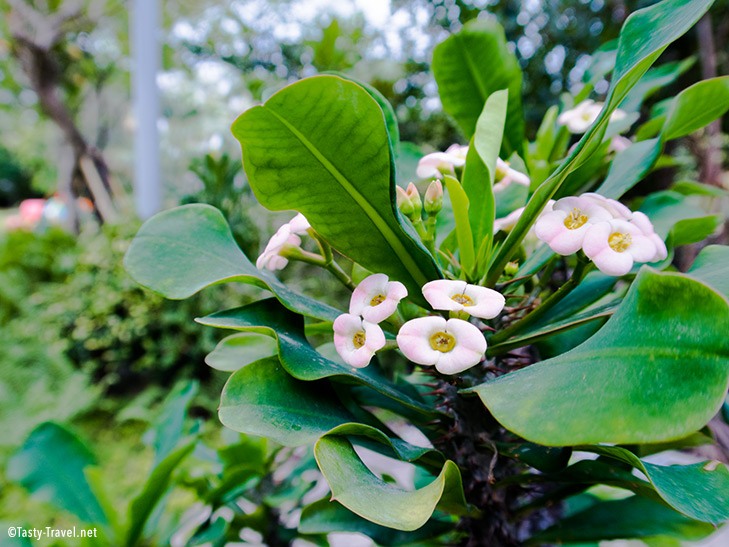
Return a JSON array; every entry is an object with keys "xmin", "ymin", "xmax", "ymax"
[
  {"xmin": 577, "ymin": 444, "xmax": 729, "ymax": 525},
  {"xmin": 124, "ymin": 204, "xmax": 340, "ymax": 321},
  {"xmin": 468, "ymin": 269, "xmax": 729, "ymax": 445},
  {"xmin": 662, "ymin": 76, "xmax": 729, "ymax": 140},
  {"xmin": 687, "ymin": 245, "xmax": 729, "ymax": 299},
  {"xmin": 7, "ymin": 423, "xmax": 109, "ymax": 526},
  {"xmin": 619, "ymin": 58, "xmax": 695, "ymax": 113},
  {"xmin": 532, "ymin": 496, "xmax": 714, "ymax": 544},
  {"xmin": 314, "ymin": 435, "xmax": 469, "ymax": 531},
  {"xmin": 432, "ymin": 18, "xmax": 524, "ymax": 155},
  {"xmin": 487, "ymin": 0, "xmax": 714, "ymax": 283},
  {"xmin": 598, "ymin": 138, "xmax": 662, "ymax": 199},
  {"xmin": 149, "ymin": 380, "xmax": 197, "ymax": 464},
  {"xmin": 218, "ymin": 357, "xmax": 354, "ymax": 446},
  {"xmin": 205, "ymin": 333, "xmax": 278, "ymax": 371},
  {"xmin": 198, "ymin": 299, "xmax": 435, "ymax": 415},
  {"xmin": 299, "ymin": 498, "xmax": 454, "ymax": 546},
  {"xmin": 125, "ymin": 441, "xmax": 195, "ymax": 547},
  {"xmin": 638, "ymin": 190, "xmax": 721, "ymax": 244},
  {"xmin": 443, "ymin": 175, "xmax": 475, "ymax": 276},
  {"xmin": 232, "ymin": 75, "xmax": 441, "ymax": 302}
]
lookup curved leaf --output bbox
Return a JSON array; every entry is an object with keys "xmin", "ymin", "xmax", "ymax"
[
  {"xmin": 205, "ymin": 333, "xmax": 278, "ymax": 372},
  {"xmin": 468, "ymin": 269, "xmax": 729, "ymax": 445},
  {"xmin": 124, "ymin": 204, "xmax": 340, "ymax": 321},
  {"xmin": 198, "ymin": 299, "xmax": 436, "ymax": 415},
  {"xmin": 219, "ymin": 357, "xmax": 354, "ymax": 446},
  {"xmin": 315, "ymin": 435, "xmax": 469, "ymax": 531},
  {"xmin": 578, "ymin": 445, "xmax": 729, "ymax": 525},
  {"xmin": 432, "ymin": 18, "xmax": 523, "ymax": 155},
  {"xmin": 232, "ymin": 75, "xmax": 441, "ymax": 303},
  {"xmin": 687, "ymin": 245, "xmax": 729, "ymax": 299}
]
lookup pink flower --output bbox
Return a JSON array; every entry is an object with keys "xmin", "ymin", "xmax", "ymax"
[
  {"xmin": 582, "ymin": 219, "xmax": 658, "ymax": 276},
  {"xmin": 422, "ymin": 280, "xmax": 504, "ymax": 319},
  {"xmin": 256, "ymin": 224, "xmax": 301, "ymax": 271},
  {"xmin": 631, "ymin": 212, "xmax": 668, "ymax": 262},
  {"xmin": 581, "ymin": 193, "xmax": 632, "ymax": 220},
  {"xmin": 609, "ymin": 136, "xmax": 632, "ymax": 153},
  {"xmin": 534, "ymin": 196, "xmax": 613, "ymax": 255},
  {"xmin": 288, "ymin": 213, "xmax": 311, "ymax": 234},
  {"xmin": 333, "ymin": 313, "xmax": 386, "ymax": 368},
  {"xmin": 416, "ymin": 144, "xmax": 468, "ymax": 179},
  {"xmin": 493, "ymin": 158, "xmax": 530, "ymax": 191},
  {"xmin": 349, "ymin": 273, "xmax": 408, "ymax": 323},
  {"xmin": 396, "ymin": 317, "xmax": 486, "ymax": 375},
  {"xmin": 19, "ymin": 199, "xmax": 46, "ymax": 225}
]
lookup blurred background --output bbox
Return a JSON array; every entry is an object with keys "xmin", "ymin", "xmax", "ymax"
[{"xmin": 0, "ymin": 0, "xmax": 727, "ymax": 545}]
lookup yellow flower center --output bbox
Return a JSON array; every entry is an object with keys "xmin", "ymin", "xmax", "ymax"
[
  {"xmin": 608, "ymin": 232, "xmax": 632, "ymax": 253},
  {"xmin": 352, "ymin": 331, "xmax": 366, "ymax": 349},
  {"xmin": 451, "ymin": 293, "xmax": 474, "ymax": 306},
  {"xmin": 563, "ymin": 208, "xmax": 588, "ymax": 230},
  {"xmin": 429, "ymin": 331, "xmax": 456, "ymax": 353},
  {"xmin": 369, "ymin": 293, "xmax": 386, "ymax": 306}
]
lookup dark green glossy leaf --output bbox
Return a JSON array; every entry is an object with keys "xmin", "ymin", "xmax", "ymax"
[
  {"xmin": 663, "ymin": 76, "xmax": 729, "ymax": 140},
  {"xmin": 198, "ymin": 299, "xmax": 436, "ymax": 415},
  {"xmin": 205, "ymin": 333, "xmax": 278, "ymax": 372},
  {"xmin": 432, "ymin": 19, "xmax": 524, "ymax": 155},
  {"xmin": 469, "ymin": 269, "xmax": 729, "ymax": 446},
  {"xmin": 7, "ymin": 423, "xmax": 109, "ymax": 526},
  {"xmin": 124, "ymin": 204, "xmax": 340, "ymax": 321},
  {"xmin": 532, "ymin": 496, "xmax": 714, "ymax": 544},
  {"xmin": 314, "ymin": 435, "xmax": 469, "ymax": 531},
  {"xmin": 619, "ymin": 58, "xmax": 695, "ymax": 113},
  {"xmin": 232, "ymin": 75, "xmax": 441, "ymax": 303},
  {"xmin": 125, "ymin": 441, "xmax": 195, "ymax": 547},
  {"xmin": 598, "ymin": 138, "xmax": 661, "ymax": 199},
  {"xmin": 687, "ymin": 245, "xmax": 729, "ymax": 299},
  {"xmin": 218, "ymin": 357, "xmax": 354, "ymax": 446},
  {"xmin": 299, "ymin": 498, "xmax": 454, "ymax": 546},
  {"xmin": 638, "ymin": 191, "xmax": 720, "ymax": 244},
  {"xmin": 577, "ymin": 444, "xmax": 729, "ymax": 525}
]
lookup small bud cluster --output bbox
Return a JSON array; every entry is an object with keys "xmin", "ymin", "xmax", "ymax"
[{"xmin": 535, "ymin": 193, "xmax": 667, "ymax": 276}]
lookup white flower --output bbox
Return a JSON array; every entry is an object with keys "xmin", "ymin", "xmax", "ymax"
[
  {"xmin": 333, "ymin": 314, "xmax": 386, "ymax": 368},
  {"xmin": 581, "ymin": 193, "xmax": 633, "ymax": 220},
  {"xmin": 557, "ymin": 100, "xmax": 626, "ymax": 134},
  {"xmin": 422, "ymin": 280, "xmax": 505, "ymax": 319},
  {"xmin": 256, "ymin": 224, "xmax": 301, "ymax": 271},
  {"xmin": 493, "ymin": 158, "xmax": 530, "ymax": 191},
  {"xmin": 630, "ymin": 212, "xmax": 668, "ymax": 262},
  {"xmin": 288, "ymin": 213, "xmax": 311, "ymax": 234},
  {"xmin": 534, "ymin": 196, "xmax": 613, "ymax": 255},
  {"xmin": 416, "ymin": 144, "xmax": 468, "ymax": 179},
  {"xmin": 609, "ymin": 135, "xmax": 632, "ymax": 153},
  {"xmin": 349, "ymin": 273, "xmax": 408, "ymax": 323},
  {"xmin": 582, "ymin": 219, "xmax": 659, "ymax": 276},
  {"xmin": 396, "ymin": 317, "xmax": 486, "ymax": 375}
]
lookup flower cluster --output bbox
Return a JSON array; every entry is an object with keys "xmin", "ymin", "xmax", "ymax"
[
  {"xmin": 535, "ymin": 193, "xmax": 667, "ymax": 276},
  {"xmin": 557, "ymin": 100, "xmax": 626, "ymax": 134},
  {"xmin": 256, "ymin": 213, "xmax": 310, "ymax": 271},
  {"xmin": 416, "ymin": 145, "xmax": 530, "ymax": 191},
  {"xmin": 333, "ymin": 275, "xmax": 505, "ymax": 375}
]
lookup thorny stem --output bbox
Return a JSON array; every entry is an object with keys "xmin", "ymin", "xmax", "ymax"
[
  {"xmin": 422, "ymin": 215, "xmax": 438, "ymax": 255},
  {"xmin": 489, "ymin": 254, "xmax": 592, "ymax": 345}
]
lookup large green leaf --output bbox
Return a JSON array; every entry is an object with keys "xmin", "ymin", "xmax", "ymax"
[
  {"xmin": 432, "ymin": 19, "xmax": 524, "ymax": 155},
  {"xmin": 7, "ymin": 423, "xmax": 109, "ymax": 525},
  {"xmin": 198, "ymin": 299, "xmax": 436, "ymax": 415},
  {"xmin": 205, "ymin": 333, "xmax": 278, "ymax": 371},
  {"xmin": 687, "ymin": 245, "xmax": 729, "ymax": 298},
  {"xmin": 314, "ymin": 435, "xmax": 469, "ymax": 531},
  {"xmin": 218, "ymin": 357, "xmax": 354, "ymax": 446},
  {"xmin": 487, "ymin": 0, "xmax": 714, "ymax": 282},
  {"xmin": 124, "ymin": 204, "xmax": 340, "ymax": 321},
  {"xmin": 468, "ymin": 269, "xmax": 729, "ymax": 445},
  {"xmin": 577, "ymin": 444, "xmax": 729, "ymax": 524},
  {"xmin": 125, "ymin": 441, "xmax": 195, "ymax": 547},
  {"xmin": 149, "ymin": 380, "xmax": 197, "ymax": 464},
  {"xmin": 598, "ymin": 76, "xmax": 729, "ymax": 199},
  {"xmin": 232, "ymin": 75, "xmax": 440, "ymax": 302},
  {"xmin": 532, "ymin": 496, "xmax": 714, "ymax": 544}
]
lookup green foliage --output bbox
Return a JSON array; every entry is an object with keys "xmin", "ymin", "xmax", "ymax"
[{"xmin": 0, "ymin": 146, "xmax": 39, "ymax": 207}]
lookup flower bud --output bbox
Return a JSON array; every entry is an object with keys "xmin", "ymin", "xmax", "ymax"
[
  {"xmin": 406, "ymin": 183, "xmax": 422, "ymax": 218},
  {"xmin": 424, "ymin": 180, "xmax": 443, "ymax": 216},
  {"xmin": 396, "ymin": 186, "xmax": 415, "ymax": 216}
]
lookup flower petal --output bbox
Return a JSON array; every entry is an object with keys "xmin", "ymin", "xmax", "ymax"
[
  {"xmin": 422, "ymin": 280, "xmax": 468, "ymax": 311},
  {"xmin": 591, "ymin": 248, "xmax": 634, "ymax": 276},
  {"xmin": 396, "ymin": 316, "xmax": 445, "ymax": 366},
  {"xmin": 463, "ymin": 286, "xmax": 505, "ymax": 319}
]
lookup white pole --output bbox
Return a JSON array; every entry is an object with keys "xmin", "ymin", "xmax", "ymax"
[{"xmin": 131, "ymin": 0, "xmax": 161, "ymax": 219}]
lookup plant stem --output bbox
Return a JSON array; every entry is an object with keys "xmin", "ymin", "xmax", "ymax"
[
  {"xmin": 490, "ymin": 255, "xmax": 592, "ymax": 345},
  {"xmin": 282, "ymin": 245, "xmax": 356, "ymax": 291}
]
